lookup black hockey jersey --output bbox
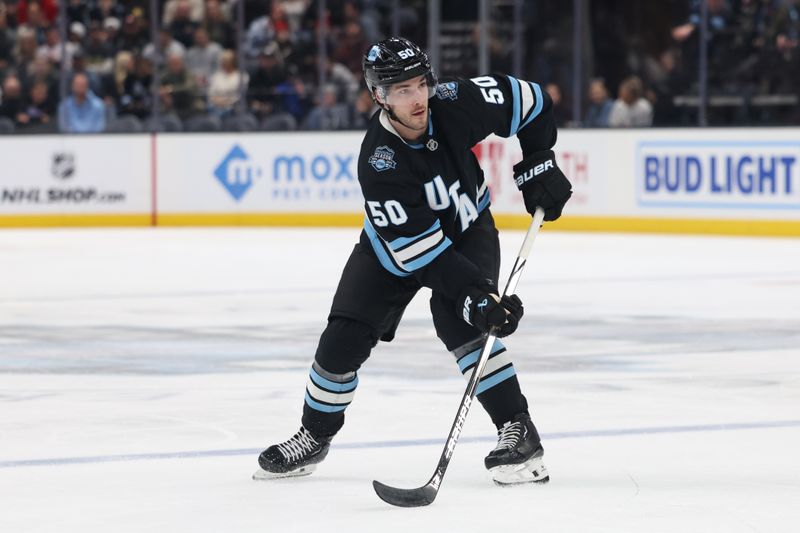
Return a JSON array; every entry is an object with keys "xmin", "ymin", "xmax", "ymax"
[{"xmin": 357, "ymin": 74, "xmax": 557, "ymax": 300}]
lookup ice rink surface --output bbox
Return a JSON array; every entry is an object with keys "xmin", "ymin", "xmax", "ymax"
[{"xmin": 1, "ymin": 226, "xmax": 799, "ymax": 532}]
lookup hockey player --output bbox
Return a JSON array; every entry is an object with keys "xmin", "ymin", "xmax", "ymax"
[{"xmin": 255, "ymin": 37, "xmax": 572, "ymax": 486}]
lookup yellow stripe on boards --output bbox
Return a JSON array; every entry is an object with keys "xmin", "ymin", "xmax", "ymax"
[
  {"xmin": 0, "ymin": 214, "xmax": 152, "ymax": 228},
  {"xmin": 2, "ymin": 212, "xmax": 799, "ymax": 237},
  {"xmin": 493, "ymin": 214, "xmax": 800, "ymax": 237},
  {"xmin": 156, "ymin": 213, "xmax": 364, "ymax": 227}
]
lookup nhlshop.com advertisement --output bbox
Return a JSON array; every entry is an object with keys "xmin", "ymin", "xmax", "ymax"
[{"xmin": 0, "ymin": 135, "xmax": 151, "ymax": 216}]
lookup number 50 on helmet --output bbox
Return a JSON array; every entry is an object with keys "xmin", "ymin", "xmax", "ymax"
[{"xmin": 362, "ymin": 37, "xmax": 438, "ymax": 106}]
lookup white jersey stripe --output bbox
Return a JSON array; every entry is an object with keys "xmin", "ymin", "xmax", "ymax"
[
  {"xmin": 520, "ymin": 80, "xmax": 535, "ymax": 123},
  {"xmin": 392, "ymin": 229, "xmax": 444, "ymax": 263}
]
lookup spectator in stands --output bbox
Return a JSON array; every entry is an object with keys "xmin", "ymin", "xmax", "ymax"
[
  {"xmin": 118, "ymin": 55, "xmax": 153, "ymax": 119},
  {"xmin": 17, "ymin": 0, "xmax": 57, "ymax": 27},
  {"xmin": 186, "ymin": 26, "xmax": 222, "ymax": 89},
  {"xmin": 317, "ymin": 56, "xmax": 359, "ymax": 107},
  {"xmin": 671, "ymin": 0, "xmax": 735, "ymax": 91},
  {"xmin": 168, "ymin": 0, "xmax": 198, "ymax": 48},
  {"xmin": 648, "ymin": 48, "xmax": 687, "ymax": 126},
  {"xmin": 118, "ymin": 10, "xmax": 149, "ymax": 54},
  {"xmin": 109, "ymin": 50, "xmax": 133, "ymax": 103},
  {"xmin": 207, "ymin": 49, "xmax": 246, "ymax": 117},
  {"xmin": 349, "ymin": 86, "xmax": 377, "ymax": 129},
  {"xmin": 270, "ymin": 1, "xmax": 291, "ymax": 36},
  {"xmin": 37, "ymin": 25, "xmax": 79, "ymax": 67},
  {"xmin": 69, "ymin": 50, "xmax": 104, "ymax": 97},
  {"xmin": 583, "ymin": 78, "xmax": 613, "ymax": 127},
  {"xmin": 545, "ymin": 82, "xmax": 571, "ymax": 127},
  {"xmin": 163, "ymin": 0, "xmax": 204, "ymax": 25},
  {"xmin": 102, "ymin": 16, "xmax": 121, "ymax": 51},
  {"xmin": 303, "ymin": 83, "xmax": 350, "ymax": 130},
  {"xmin": 204, "ymin": 0, "xmax": 235, "ymax": 50},
  {"xmin": 160, "ymin": 52, "xmax": 202, "ymax": 120},
  {"xmin": 84, "ymin": 22, "xmax": 115, "ymax": 76},
  {"xmin": 22, "ymin": 0, "xmax": 48, "ymax": 44},
  {"xmin": 143, "ymin": 28, "xmax": 186, "ymax": 67},
  {"xmin": 58, "ymin": 72, "xmax": 106, "ymax": 133},
  {"xmin": 245, "ymin": 4, "xmax": 275, "ymax": 60},
  {"xmin": 22, "ymin": 55, "xmax": 57, "ymax": 102},
  {"xmin": 22, "ymin": 78, "xmax": 55, "ymax": 131},
  {"xmin": 68, "ymin": 21, "xmax": 86, "ymax": 47},
  {"xmin": 766, "ymin": 0, "xmax": 800, "ymax": 91},
  {"xmin": 90, "ymin": 0, "xmax": 127, "ymax": 25},
  {"xmin": 609, "ymin": 75, "xmax": 653, "ymax": 127},
  {"xmin": 0, "ymin": 73, "xmax": 28, "ymax": 126},
  {"xmin": 342, "ymin": 1, "xmax": 382, "ymax": 44},
  {"xmin": 13, "ymin": 25, "xmax": 37, "ymax": 80},
  {"xmin": 0, "ymin": 5, "xmax": 17, "ymax": 76},
  {"xmin": 331, "ymin": 21, "xmax": 368, "ymax": 75},
  {"xmin": 66, "ymin": 0, "xmax": 90, "ymax": 26},
  {"xmin": 247, "ymin": 42, "xmax": 288, "ymax": 119}
]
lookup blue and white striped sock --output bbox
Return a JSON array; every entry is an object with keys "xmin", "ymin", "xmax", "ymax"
[
  {"xmin": 453, "ymin": 337, "xmax": 516, "ymax": 395},
  {"xmin": 304, "ymin": 362, "xmax": 359, "ymax": 414}
]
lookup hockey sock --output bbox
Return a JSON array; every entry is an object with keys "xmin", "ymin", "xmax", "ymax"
[
  {"xmin": 301, "ymin": 361, "xmax": 359, "ymax": 437},
  {"xmin": 452, "ymin": 337, "xmax": 528, "ymax": 428}
]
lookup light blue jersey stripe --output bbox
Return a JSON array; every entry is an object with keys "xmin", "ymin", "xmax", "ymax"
[
  {"xmin": 508, "ymin": 76, "xmax": 521, "ymax": 137},
  {"xmin": 363, "ymin": 218, "xmax": 411, "ymax": 277},
  {"xmin": 305, "ymin": 392, "xmax": 348, "ymax": 413},
  {"xmin": 457, "ymin": 339, "xmax": 505, "ymax": 373},
  {"xmin": 309, "ymin": 368, "xmax": 358, "ymax": 392},
  {"xmin": 475, "ymin": 366, "xmax": 516, "ymax": 395},
  {"xmin": 388, "ymin": 220, "xmax": 442, "ymax": 251},
  {"xmin": 402, "ymin": 115, "xmax": 433, "ymax": 149},
  {"xmin": 402, "ymin": 237, "xmax": 452, "ymax": 271},
  {"xmin": 519, "ymin": 82, "xmax": 544, "ymax": 130},
  {"xmin": 478, "ymin": 189, "xmax": 491, "ymax": 213}
]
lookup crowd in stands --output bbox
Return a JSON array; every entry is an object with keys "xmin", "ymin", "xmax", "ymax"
[
  {"xmin": 0, "ymin": 0, "xmax": 798, "ymax": 133},
  {"xmin": 0, "ymin": 0, "xmax": 392, "ymax": 133},
  {"xmin": 539, "ymin": 0, "xmax": 800, "ymax": 127}
]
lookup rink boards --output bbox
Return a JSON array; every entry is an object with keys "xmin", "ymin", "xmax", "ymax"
[{"xmin": 1, "ymin": 129, "xmax": 799, "ymax": 236}]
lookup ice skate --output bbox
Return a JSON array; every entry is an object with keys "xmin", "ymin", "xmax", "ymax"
[
  {"xmin": 485, "ymin": 413, "xmax": 550, "ymax": 486},
  {"xmin": 253, "ymin": 426, "xmax": 331, "ymax": 480}
]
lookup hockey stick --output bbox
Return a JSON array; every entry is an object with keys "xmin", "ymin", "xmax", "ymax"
[{"xmin": 373, "ymin": 207, "xmax": 547, "ymax": 507}]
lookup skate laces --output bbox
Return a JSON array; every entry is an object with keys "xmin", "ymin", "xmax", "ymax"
[
  {"xmin": 493, "ymin": 421, "xmax": 523, "ymax": 452},
  {"xmin": 276, "ymin": 427, "xmax": 319, "ymax": 462}
]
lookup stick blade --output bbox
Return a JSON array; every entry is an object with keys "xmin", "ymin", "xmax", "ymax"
[{"xmin": 372, "ymin": 480, "xmax": 438, "ymax": 507}]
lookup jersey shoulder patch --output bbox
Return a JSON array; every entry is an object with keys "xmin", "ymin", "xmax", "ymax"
[
  {"xmin": 435, "ymin": 81, "xmax": 459, "ymax": 101},
  {"xmin": 368, "ymin": 145, "xmax": 397, "ymax": 172}
]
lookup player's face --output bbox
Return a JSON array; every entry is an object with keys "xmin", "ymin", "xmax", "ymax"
[{"xmin": 385, "ymin": 75, "xmax": 429, "ymax": 132}]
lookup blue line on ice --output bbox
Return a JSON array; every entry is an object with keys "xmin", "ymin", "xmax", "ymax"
[{"xmin": 1, "ymin": 419, "xmax": 799, "ymax": 469}]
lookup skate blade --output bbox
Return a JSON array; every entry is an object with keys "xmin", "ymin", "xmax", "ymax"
[
  {"xmin": 252, "ymin": 464, "xmax": 317, "ymax": 481},
  {"xmin": 489, "ymin": 456, "xmax": 550, "ymax": 486}
]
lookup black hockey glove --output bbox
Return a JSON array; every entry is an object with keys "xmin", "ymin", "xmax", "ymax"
[
  {"xmin": 456, "ymin": 280, "xmax": 524, "ymax": 338},
  {"xmin": 513, "ymin": 150, "xmax": 573, "ymax": 221}
]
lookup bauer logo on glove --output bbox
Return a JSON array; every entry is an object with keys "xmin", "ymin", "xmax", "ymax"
[
  {"xmin": 514, "ymin": 158, "xmax": 554, "ymax": 187},
  {"xmin": 512, "ymin": 149, "xmax": 573, "ymax": 222}
]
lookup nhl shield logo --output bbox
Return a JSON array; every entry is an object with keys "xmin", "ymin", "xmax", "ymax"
[
  {"xmin": 368, "ymin": 145, "xmax": 397, "ymax": 172},
  {"xmin": 51, "ymin": 152, "xmax": 76, "ymax": 179},
  {"xmin": 426, "ymin": 139, "xmax": 438, "ymax": 151}
]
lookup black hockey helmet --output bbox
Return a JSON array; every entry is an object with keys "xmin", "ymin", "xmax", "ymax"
[{"xmin": 363, "ymin": 37, "xmax": 437, "ymax": 105}]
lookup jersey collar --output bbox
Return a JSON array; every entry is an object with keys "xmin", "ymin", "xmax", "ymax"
[{"xmin": 379, "ymin": 110, "xmax": 434, "ymax": 150}]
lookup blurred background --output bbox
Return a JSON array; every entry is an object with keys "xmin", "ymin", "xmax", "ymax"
[{"xmin": 1, "ymin": 0, "xmax": 798, "ymax": 134}]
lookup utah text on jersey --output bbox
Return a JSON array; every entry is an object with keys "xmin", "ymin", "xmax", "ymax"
[{"xmin": 357, "ymin": 74, "xmax": 551, "ymax": 279}]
